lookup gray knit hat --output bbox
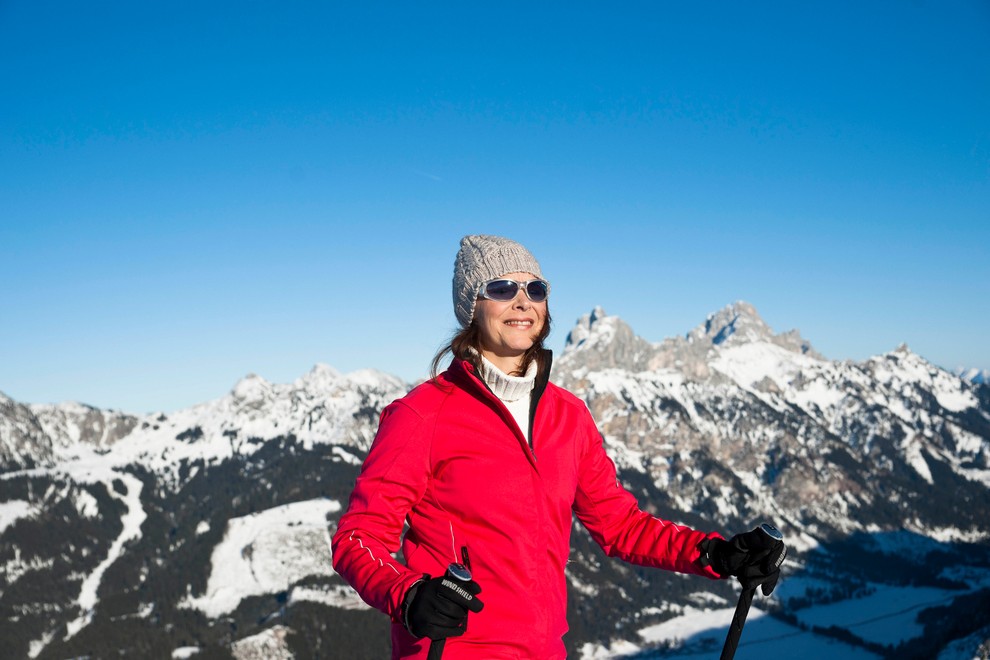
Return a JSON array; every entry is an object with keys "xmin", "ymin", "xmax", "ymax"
[{"xmin": 453, "ymin": 235, "xmax": 544, "ymax": 327}]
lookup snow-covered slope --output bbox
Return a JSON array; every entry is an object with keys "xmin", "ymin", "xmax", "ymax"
[{"xmin": 181, "ymin": 498, "xmax": 360, "ymax": 618}]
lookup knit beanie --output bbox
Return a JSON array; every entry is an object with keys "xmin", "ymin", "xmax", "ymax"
[{"xmin": 453, "ymin": 235, "xmax": 544, "ymax": 328}]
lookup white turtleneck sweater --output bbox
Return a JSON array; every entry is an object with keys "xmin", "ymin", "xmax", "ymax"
[{"xmin": 477, "ymin": 355, "xmax": 538, "ymax": 443}]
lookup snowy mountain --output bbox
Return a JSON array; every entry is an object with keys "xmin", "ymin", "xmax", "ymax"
[
  {"xmin": 0, "ymin": 365, "xmax": 407, "ymax": 658},
  {"xmin": 957, "ymin": 367, "xmax": 990, "ymax": 385},
  {"xmin": 555, "ymin": 303, "xmax": 990, "ymax": 541},
  {"xmin": 0, "ymin": 393, "xmax": 138, "ymax": 469},
  {"xmin": 556, "ymin": 303, "xmax": 990, "ymax": 658},
  {"xmin": 2, "ymin": 304, "xmax": 989, "ymax": 659}
]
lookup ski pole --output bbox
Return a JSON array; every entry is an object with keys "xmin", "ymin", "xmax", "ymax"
[
  {"xmin": 427, "ymin": 562, "xmax": 473, "ymax": 660},
  {"xmin": 719, "ymin": 523, "xmax": 784, "ymax": 660},
  {"xmin": 720, "ymin": 584, "xmax": 756, "ymax": 660}
]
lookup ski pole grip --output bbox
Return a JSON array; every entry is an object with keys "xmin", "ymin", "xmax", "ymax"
[
  {"xmin": 759, "ymin": 522, "xmax": 783, "ymax": 542},
  {"xmin": 427, "ymin": 563, "xmax": 473, "ymax": 660}
]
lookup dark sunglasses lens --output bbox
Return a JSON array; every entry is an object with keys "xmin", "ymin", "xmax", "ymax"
[
  {"xmin": 485, "ymin": 280, "xmax": 519, "ymax": 301},
  {"xmin": 526, "ymin": 280, "xmax": 549, "ymax": 302}
]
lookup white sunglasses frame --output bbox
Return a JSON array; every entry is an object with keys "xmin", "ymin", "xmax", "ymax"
[{"xmin": 477, "ymin": 278, "xmax": 551, "ymax": 303}]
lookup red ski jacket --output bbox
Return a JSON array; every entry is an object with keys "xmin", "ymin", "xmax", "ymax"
[{"xmin": 331, "ymin": 355, "xmax": 723, "ymax": 659}]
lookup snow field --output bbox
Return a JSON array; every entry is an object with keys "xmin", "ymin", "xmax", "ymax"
[
  {"xmin": 65, "ymin": 471, "xmax": 146, "ymax": 639},
  {"xmin": 182, "ymin": 498, "xmax": 341, "ymax": 618},
  {"xmin": 794, "ymin": 583, "xmax": 986, "ymax": 648},
  {"xmin": 0, "ymin": 499, "xmax": 33, "ymax": 534}
]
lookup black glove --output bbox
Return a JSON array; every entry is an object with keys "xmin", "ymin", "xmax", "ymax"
[
  {"xmin": 403, "ymin": 574, "xmax": 484, "ymax": 640},
  {"xmin": 700, "ymin": 523, "xmax": 787, "ymax": 596}
]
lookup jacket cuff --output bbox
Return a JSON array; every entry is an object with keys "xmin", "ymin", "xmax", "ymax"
[
  {"xmin": 400, "ymin": 577, "xmax": 427, "ymax": 633},
  {"xmin": 388, "ymin": 572, "xmax": 429, "ymax": 623},
  {"xmin": 696, "ymin": 533, "xmax": 727, "ymax": 580}
]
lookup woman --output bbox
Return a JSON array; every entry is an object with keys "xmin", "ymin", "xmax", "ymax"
[{"xmin": 331, "ymin": 235, "xmax": 784, "ymax": 659}]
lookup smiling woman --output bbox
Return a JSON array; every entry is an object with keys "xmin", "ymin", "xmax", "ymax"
[
  {"xmin": 428, "ymin": 236, "xmax": 555, "ymax": 382},
  {"xmin": 474, "ymin": 273, "xmax": 549, "ymax": 374},
  {"xmin": 330, "ymin": 234, "xmax": 787, "ymax": 658}
]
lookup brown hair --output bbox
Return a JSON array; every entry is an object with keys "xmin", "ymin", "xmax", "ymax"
[{"xmin": 430, "ymin": 310, "xmax": 553, "ymax": 380}]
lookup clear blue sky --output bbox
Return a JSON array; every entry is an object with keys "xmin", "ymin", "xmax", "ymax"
[{"xmin": 2, "ymin": 2, "xmax": 988, "ymax": 414}]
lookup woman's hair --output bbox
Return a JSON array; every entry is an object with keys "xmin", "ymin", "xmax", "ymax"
[{"xmin": 430, "ymin": 309, "xmax": 553, "ymax": 380}]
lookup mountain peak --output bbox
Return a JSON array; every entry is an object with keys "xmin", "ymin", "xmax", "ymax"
[
  {"xmin": 293, "ymin": 363, "xmax": 343, "ymax": 392},
  {"xmin": 956, "ymin": 367, "xmax": 989, "ymax": 385},
  {"xmin": 559, "ymin": 307, "xmax": 654, "ymax": 372},
  {"xmin": 687, "ymin": 301, "xmax": 772, "ymax": 347},
  {"xmin": 231, "ymin": 373, "xmax": 273, "ymax": 404},
  {"xmin": 683, "ymin": 301, "xmax": 822, "ymax": 358},
  {"xmin": 563, "ymin": 306, "xmax": 611, "ymax": 353},
  {"xmin": 882, "ymin": 343, "xmax": 923, "ymax": 365},
  {"xmin": 308, "ymin": 363, "xmax": 341, "ymax": 378}
]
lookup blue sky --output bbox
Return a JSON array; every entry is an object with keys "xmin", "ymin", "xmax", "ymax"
[{"xmin": 2, "ymin": 2, "xmax": 988, "ymax": 413}]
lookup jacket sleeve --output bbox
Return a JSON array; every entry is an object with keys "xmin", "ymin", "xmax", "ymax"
[
  {"xmin": 331, "ymin": 400, "xmax": 432, "ymax": 621},
  {"xmin": 571, "ymin": 411, "xmax": 723, "ymax": 580}
]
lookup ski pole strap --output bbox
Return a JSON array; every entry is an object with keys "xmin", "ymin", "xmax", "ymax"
[{"xmin": 720, "ymin": 586, "xmax": 756, "ymax": 660}]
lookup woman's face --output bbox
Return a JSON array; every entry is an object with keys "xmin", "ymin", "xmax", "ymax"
[{"xmin": 474, "ymin": 271, "xmax": 548, "ymax": 374}]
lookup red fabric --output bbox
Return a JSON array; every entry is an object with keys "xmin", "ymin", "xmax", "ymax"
[{"xmin": 331, "ymin": 359, "xmax": 723, "ymax": 659}]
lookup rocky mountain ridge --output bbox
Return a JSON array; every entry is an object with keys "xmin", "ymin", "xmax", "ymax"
[
  {"xmin": 1, "ymin": 364, "xmax": 407, "ymax": 476},
  {"xmin": 0, "ymin": 393, "xmax": 138, "ymax": 469},
  {"xmin": 555, "ymin": 302, "xmax": 989, "ymax": 543},
  {"xmin": 2, "ymin": 301, "xmax": 989, "ymax": 659}
]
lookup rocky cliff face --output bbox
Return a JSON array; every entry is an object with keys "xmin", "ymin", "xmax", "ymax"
[
  {"xmin": 0, "ymin": 393, "xmax": 138, "ymax": 469},
  {"xmin": 554, "ymin": 302, "xmax": 990, "ymax": 542}
]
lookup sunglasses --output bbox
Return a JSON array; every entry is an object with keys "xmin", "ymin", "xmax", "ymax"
[{"xmin": 478, "ymin": 278, "xmax": 551, "ymax": 303}]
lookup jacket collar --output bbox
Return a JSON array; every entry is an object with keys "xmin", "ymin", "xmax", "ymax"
[
  {"xmin": 451, "ymin": 349, "xmax": 552, "ymax": 398},
  {"xmin": 451, "ymin": 350, "xmax": 552, "ymax": 448}
]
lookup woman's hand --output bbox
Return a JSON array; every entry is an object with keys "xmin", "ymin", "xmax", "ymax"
[
  {"xmin": 700, "ymin": 524, "xmax": 787, "ymax": 595},
  {"xmin": 403, "ymin": 574, "xmax": 485, "ymax": 640}
]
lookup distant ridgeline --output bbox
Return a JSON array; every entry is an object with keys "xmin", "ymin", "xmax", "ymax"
[{"xmin": 2, "ymin": 302, "xmax": 989, "ymax": 659}]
